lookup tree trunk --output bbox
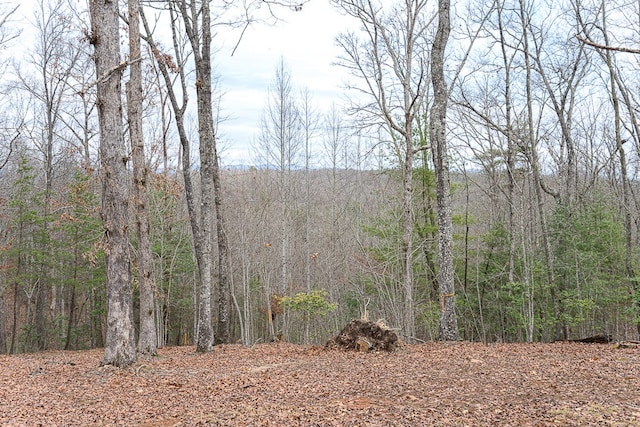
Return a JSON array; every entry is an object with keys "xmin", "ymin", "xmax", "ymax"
[
  {"xmin": 430, "ymin": 0, "xmax": 459, "ymax": 341},
  {"xmin": 64, "ymin": 285, "xmax": 76, "ymax": 351},
  {"xmin": 0, "ymin": 287, "xmax": 6, "ymax": 353},
  {"xmin": 89, "ymin": 0, "xmax": 136, "ymax": 367},
  {"xmin": 34, "ymin": 85, "xmax": 53, "ymax": 352},
  {"xmin": 601, "ymin": 25, "xmax": 639, "ymax": 337},
  {"xmin": 519, "ymin": 0, "xmax": 559, "ymax": 341},
  {"xmin": 140, "ymin": 5, "xmax": 214, "ymax": 351},
  {"xmin": 128, "ymin": 0, "xmax": 157, "ymax": 356},
  {"xmin": 402, "ymin": 129, "xmax": 415, "ymax": 340},
  {"xmin": 90, "ymin": 288, "xmax": 104, "ymax": 348},
  {"xmin": 213, "ymin": 171, "xmax": 231, "ymax": 344},
  {"xmin": 172, "ymin": 0, "xmax": 234, "ymax": 349},
  {"xmin": 497, "ymin": 0, "xmax": 516, "ymax": 285},
  {"xmin": 186, "ymin": 0, "xmax": 215, "ymax": 352}
]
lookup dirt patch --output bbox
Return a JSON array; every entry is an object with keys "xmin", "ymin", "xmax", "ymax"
[{"xmin": 0, "ymin": 342, "xmax": 639, "ymax": 426}]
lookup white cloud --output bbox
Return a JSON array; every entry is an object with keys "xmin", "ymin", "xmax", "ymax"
[{"xmin": 215, "ymin": 1, "xmax": 356, "ymax": 165}]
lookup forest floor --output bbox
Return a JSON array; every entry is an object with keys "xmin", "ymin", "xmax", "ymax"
[{"xmin": 0, "ymin": 341, "xmax": 638, "ymax": 426}]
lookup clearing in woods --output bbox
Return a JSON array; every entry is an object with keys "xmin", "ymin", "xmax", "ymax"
[{"xmin": 0, "ymin": 341, "xmax": 638, "ymax": 426}]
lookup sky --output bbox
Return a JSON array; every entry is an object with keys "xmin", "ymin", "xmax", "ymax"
[
  {"xmin": 8, "ymin": 0, "xmax": 357, "ymax": 167},
  {"xmin": 214, "ymin": 1, "xmax": 357, "ymax": 166}
]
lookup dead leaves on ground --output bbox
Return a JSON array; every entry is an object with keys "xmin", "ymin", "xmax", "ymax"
[{"xmin": 0, "ymin": 342, "xmax": 639, "ymax": 426}]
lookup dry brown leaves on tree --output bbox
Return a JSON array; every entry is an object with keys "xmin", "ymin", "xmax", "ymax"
[{"xmin": 0, "ymin": 342, "xmax": 639, "ymax": 426}]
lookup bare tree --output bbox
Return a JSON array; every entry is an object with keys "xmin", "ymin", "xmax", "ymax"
[
  {"xmin": 140, "ymin": 3, "xmax": 205, "ymax": 347},
  {"xmin": 575, "ymin": 0, "xmax": 640, "ymax": 335},
  {"xmin": 89, "ymin": 0, "xmax": 136, "ymax": 367},
  {"xmin": 300, "ymin": 87, "xmax": 319, "ymax": 344},
  {"xmin": 496, "ymin": 0, "xmax": 517, "ymax": 295},
  {"xmin": 430, "ymin": 0, "xmax": 458, "ymax": 340},
  {"xmin": 452, "ymin": 0, "xmax": 523, "ymax": 340},
  {"xmin": 255, "ymin": 57, "xmax": 302, "ymax": 340},
  {"xmin": 333, "ymin": 0, "xmax": 432, "ymax": 340},
  {"xmin": 127, "ymin": 0, "xmax": 157, "ymax": 355},
  {"xmin": 140, "ymin": 0, "xmax": 217, "ymax": 351},
  {"xmin": 177, "ymin": 0, "xmax": 217, "ymax": 351},
  {"xmin": 139, "ymin": 0, "xmax": 310, "ymax": 349},
  {"xmin": 514, "ymin": 0, "xmax": 563, "ymax": 340}
]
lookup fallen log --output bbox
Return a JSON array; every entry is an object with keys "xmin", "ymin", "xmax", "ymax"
[
  {"xmin": 613, "ymin": 341, "xmax": 640, "ymax": 349},
  {"xmin": 570, "ymin": 334, "xmax": 612, "ymax": 344},
  {"xmin": 326, "ymin": 319, "xmax": 399, "ymax": 352}
]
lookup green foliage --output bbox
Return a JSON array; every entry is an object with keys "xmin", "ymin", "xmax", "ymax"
[
  {"xmin": 57, "ymin": 169, "xmax": 107, "ymax": 349},
  {"xmin": 357, "ymin": 160, "xmax": 443, "ymax": 332},
  {"xmin": 455, "ymin": 219, "xmax": 532, "ymax": 342},
  {"xmin": 279, "ymin": 289, "xmax": 337, "ymax": 317},
  {"xmin": 342, "ymin": 291, "xmax": 361, "ymax": 319},
  {"xmin": 415, "ymin": 300, "xmax": 440, "ymax": 339},
  {"xmin": 550, "ymin": 203, "xmax": 627, "ymax": 335},
  {"xmin": 4, "ymin": 156, "xmax": 50, "ymax": 351},
  {"xmin": 147, "ymin": 173, "xmax": 196, "ymax": 345},
  {"xmin": 499, "ymin": 281, "xmax": 532, "ymax": 337}
]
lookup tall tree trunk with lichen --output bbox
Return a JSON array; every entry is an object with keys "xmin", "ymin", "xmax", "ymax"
[
  {"xmin": 128, "ymin": 0, "xmax": 157, "ymax": 355},
  {"xmin": 89, "ymin": 0, "xmax": 136, "ymax": 367},
  {"xmin": 430, "ymin": 0, "xmax": 458, "ymax": 341}
]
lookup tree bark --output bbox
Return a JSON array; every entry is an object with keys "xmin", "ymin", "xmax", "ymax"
[
  {"xmin": 0, "ymin": 288, "xmax": 6, "ymax": 353},
  {"xmin": 171, "ymin": 0, "xmax": 234, "ymax": 348},
  {"xmin": 177, "ymin": 0, "xmax": 215, "ymax": 351},
  {"xmin": 430, "ymin": 0, "xmax": 459, "ymax": 341},
  {"xmin": 64, "ymin": 284, "xmax": 76, "ymax": 350},
  {"xmin": 128, "ymin": 0, "xmax": 157, "ymax": 355},
  {"xmin": 213, "ymin": 147, "xmax": 231, "ymax": 344},
  {"xmin": 89, "ymin": 0, "xmax": 136, "ymax": 367},
  {"xmin": 402, "ymin": 120, "xmax": 415, "ymax": 340}
]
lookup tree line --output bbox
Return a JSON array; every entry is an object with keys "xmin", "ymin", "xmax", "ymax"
[{"xmin": 0, "ymin": 0, "xmax": 639, "ymax": 366}]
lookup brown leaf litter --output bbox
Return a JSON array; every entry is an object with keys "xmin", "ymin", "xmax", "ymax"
[{"xmin": 0, "ymin": 341, "xmax": 638, "ymax": 426}]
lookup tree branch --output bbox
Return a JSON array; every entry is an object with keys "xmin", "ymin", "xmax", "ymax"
[
  {"xmin": 576, "ymin": 35, "xmax": 640, "ymax": 54},
  {"xmin": 79, "ymin": 58, "xmax": 143, "ymax": 96},
  {"xmin": 0, "ymin": 130, "xmax": 19, "ymax": 171}
]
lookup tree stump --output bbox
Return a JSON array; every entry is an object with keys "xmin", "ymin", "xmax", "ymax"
[{"xmin": 326, "ymin": 319, "xmax": 399, "ymax": 352}]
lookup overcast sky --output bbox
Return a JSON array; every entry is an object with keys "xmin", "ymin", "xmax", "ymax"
[
  {"xmin": 10, "ymin": 0, "xmax": 357, "ymax": 167},
  {"xmin": 215, "ymin": 1, "xmax": 357, "ymax": 166}
]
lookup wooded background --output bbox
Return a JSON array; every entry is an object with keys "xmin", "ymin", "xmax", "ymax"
[{"xmin": 0, "ymin": 0, "xmax": 639, "ymax": 355}]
